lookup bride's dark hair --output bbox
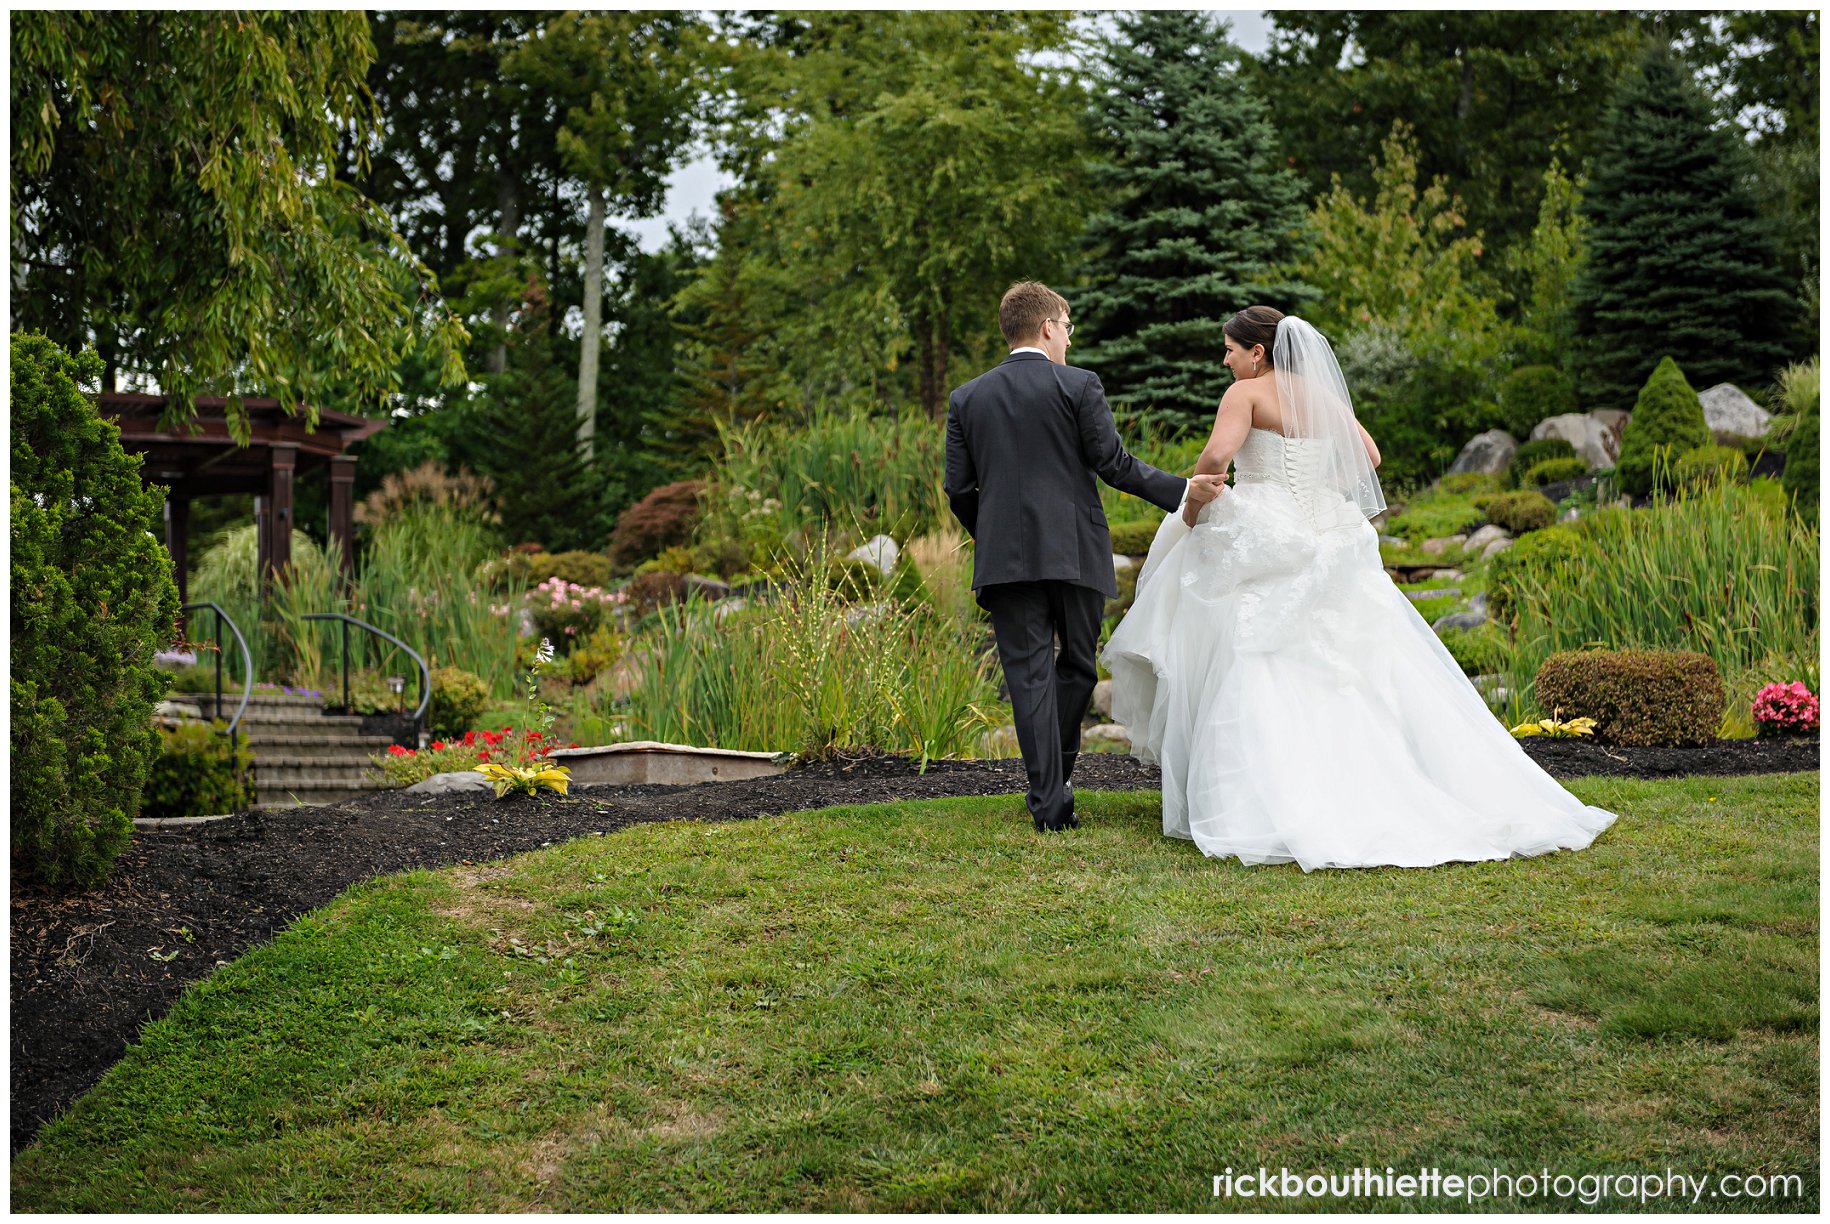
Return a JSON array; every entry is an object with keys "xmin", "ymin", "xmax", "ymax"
[{"xmin": 1223, "ymin": 306, "xmax": 1285, "ymax": 366}]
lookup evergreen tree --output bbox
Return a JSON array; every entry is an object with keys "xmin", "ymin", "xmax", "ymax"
[
  {"xmin": 1614, "ymin": 356, "xmax": 1712, "ymax": 498},
  {"xmin": 1572, "ymin": 45, "xmax": 1796, "ymax": 409},
  {"xmin": 1076, "ymin": 11, "xmax": 1313, "ymax": 432}
]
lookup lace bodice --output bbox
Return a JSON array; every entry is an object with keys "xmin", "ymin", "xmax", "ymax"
[{"xmin": 1226, "ymin": 428, "xmax": 1361, "ymax": 529}]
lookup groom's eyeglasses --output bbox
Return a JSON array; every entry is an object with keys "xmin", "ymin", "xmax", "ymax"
[{"xmin": 1047, "ymin": 318, "xmax": 1075, "ymax": 337}]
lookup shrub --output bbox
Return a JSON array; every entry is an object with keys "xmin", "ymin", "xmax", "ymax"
[
  {"xmin": 1439, "ymin": 472, "xmax": 1503, "ymax": 496},
  {"xmin": 428, "ymin": 666, "xmax": 489, "ymax": 738},
  {"xmin": 1519, "ymin": 457, "xmax": 1590, "ymax": 488},
  {"xmin": 608, "ymin": 480, "xmax": 705, "ymax": 568},
  {"xmin": 1108, "ymin": 520, "xmax": 1159, "ymax": 557},
  {"xmin": 1485, "ymin": 523, "xmax": 1591, "ymax": 620},
  {"xmin": 371, "ymin": 726, "xmax": 575, "ymax": 787},
  {"xmin": 1782, "ymin": 406, "xmax": 1819, "ymax": 513},
  {"xmin": 1751, "ymin": 682, "xmax": 1819, "ymax": 737},
  {"xmin": 12, "ymin": 335, "xmax": 181, "ymax": 886},
  {"xmin": 527, "ymin": 577, "xmax": 628, "ymax": 649},
  {"xmin": 1533, "ymin": 648, "xmax": 1725, "ymax": 746},
  {"xmin": 1614, "ymin": 356, "xmax": 1712, "ymax": 497},
  {"xmin": 1498, "ymin": 365, "xmax": 1577, "ymax": 435},
  {"xmin": 626, "ymin": 569, "xmax": 688, "ymax": 617},
  {"xmin": 1439, "ymin": 624, "xmax": 1511, "ymax": 677},
  {"xmin": 1473, "ymin": 490, "xmax": 1557, "ymax": 535},
  {"xmin": 1672, "ymin": 444, "xmax": 1749, "ymax": 488},
  {"xmin": 141, "ymin": 721, "xmax": 256, "ymax": 820},
  {"xmin": 353, "ymin": 460, "xmax": 498, "ymax": 527},
  {"xmin": 1505, "ymin": 437, "xmax": 1576, "ymax": 489},
  {"xmin": 531, "ymin": 549, "xmax": 615, "ymax": 590},
  {"xmin": 564, "ymin": 626, "xmax": 624, "ymax": 687}
]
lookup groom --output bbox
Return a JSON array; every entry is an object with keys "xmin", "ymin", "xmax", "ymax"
[{"xmin": 944, "ymin": 281, "xmax": 1223, "ymax": 832}]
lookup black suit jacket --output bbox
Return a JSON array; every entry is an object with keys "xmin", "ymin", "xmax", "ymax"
[{"xmin": 944, "ymin": 352, "xmax": 1188, "ymax": 599}]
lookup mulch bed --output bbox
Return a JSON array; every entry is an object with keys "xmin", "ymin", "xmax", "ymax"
[{"xmin": 10, "ymin": 741, "xmax": 1817, "ymax": 1153}]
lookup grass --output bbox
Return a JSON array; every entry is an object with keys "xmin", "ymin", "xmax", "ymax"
[{"xmin": 14, "ymin": 772, "xmax": 1816, "ymax": 1211}]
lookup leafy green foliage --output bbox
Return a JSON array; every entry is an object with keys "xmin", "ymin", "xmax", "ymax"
[
  {"xmin": 1472, "ymin": 490, "xmax": 1557, "ymax": 535},
  {"xmin": 428, "ymin": 668, "xmax": 490, "ymax": 739},
  {"xmin": 607, "ymin": 482, "xmax": 705, "ymax": 570},
  {"xmin": 1673, "ymin": 445, "xmax": 1750, "ymax": 489},
  {"xmin": 1506, "ymin": 438, "xmax": 1577, "ymax": 489},
  {"xmin": 1615, "ymin": 357, "xmax": 1712, "ymax": 498},
  {"xmin": 1497, "ymin": 365, "xmax": 1577, "ymax": 437},
  {"xmin": 1519, "ymin": 457, "xmax": 1591, "ymax": 488},
  {"xmin": 141, "ymin": 722, "xmax": 255, "ymax": 820},
  {"xmin": 1075, "ymin": 11, "xmax": 1314, "ymax": 431},
  {"xmin": 11, "ymin": 334, "xmax": 180, "ymax": 885},
  {"xmin": 1572, "ymin": 46, "xmax": 1798, "ymax": 408},
  {"xmin": 11, "ymin": 12, "xmax": 467, "ymax": 436}
]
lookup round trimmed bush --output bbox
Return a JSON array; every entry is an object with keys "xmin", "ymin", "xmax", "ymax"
[
  {"xmin": 1614, "ymin": 356, "xmax": 1712, "ymax": 497},
  {"xmin": 1505, "ymin": 438, "xmax": 1576, "ymax": 489},
  {"xmin": 1672, "ymin": 444, "xmax": 1749, "ymax": 489},
  {"xmin": 530, "ymin": 550, "xmax": 614, "ymax": 590},
  {"xmin": 428, "ymin": 666, "xmax": 489, "ymax": 737},
  {"xmin": 1108, "ymin": 519, "xmax": 1158, "ymax": 557},
  {"xmin": 1498, "ymin": 365, "xmax": 1578, "ymax": 436},
  {"xmin": 1472, "ymin": 490, "xmax": 1557, "ymax": 534},
  {"xmin": 12, "ymin": 334, "xmax": 180, "ymax": 886},
  {"xmin": 1519, "ymin": 456, "xmax": 1591, "ymax": 488},
  {"xmin": 1533, "ymin": 648, "xmax": 1725, "ymax": 746}
]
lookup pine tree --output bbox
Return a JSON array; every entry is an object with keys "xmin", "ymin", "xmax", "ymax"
[
  {"xmin": 1572, "ymin": 45, "xmax": 1796, "ymax": 409},
  {"xmin": 1614, "ymin": 356, "xmax": 1712, "ymax": 497},
  {"xmin": 1076, "ymin": 11, "xmax": 1314, "ymax": 432}
]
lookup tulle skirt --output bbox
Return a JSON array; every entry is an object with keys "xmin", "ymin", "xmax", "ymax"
[{"xmin": 1102, "ymin": 483, "xmax": 1618, "ymax": 871}]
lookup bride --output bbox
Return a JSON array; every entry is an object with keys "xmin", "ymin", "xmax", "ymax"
[{"xmin": 1102, "ymin": 306, "xmax": 1618, "ymax": 870}]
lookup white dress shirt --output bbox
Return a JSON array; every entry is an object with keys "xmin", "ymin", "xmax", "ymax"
[{"xmin": 1009, "ymin": 346, "xmax": 1048, "ymax": 358}]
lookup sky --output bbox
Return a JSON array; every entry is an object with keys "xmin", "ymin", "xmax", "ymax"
[{"xmin": 622, "ymin": 10, "xmax": 1276, "ymax": 253}]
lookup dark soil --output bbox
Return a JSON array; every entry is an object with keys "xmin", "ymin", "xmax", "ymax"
[{"xmin": 10, "ymin": 741, "xmax": 1816, "ymax": 1154}]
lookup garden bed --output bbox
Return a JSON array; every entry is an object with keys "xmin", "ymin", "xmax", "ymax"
[{"xmin": 9, "ymin": 741, "xmax": 1816, "ymax": 1154}]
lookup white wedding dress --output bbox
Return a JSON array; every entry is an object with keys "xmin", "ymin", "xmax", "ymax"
[{"xmin": 1102, "ymin": 426, "xmax": 1618, "ymax": 871}]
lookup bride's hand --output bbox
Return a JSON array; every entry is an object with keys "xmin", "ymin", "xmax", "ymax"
[{"xmin": 1182, "ymin": 474, "xmax": 1224, "ymax": 527}]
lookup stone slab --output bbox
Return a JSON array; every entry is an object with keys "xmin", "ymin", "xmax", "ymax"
[{"xmin": 547, "ymin": 741, "xmax": 785, "ymax": 786}]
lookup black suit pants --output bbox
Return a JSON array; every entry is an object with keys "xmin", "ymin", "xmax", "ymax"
[{"xmin": 978, "ymin": 580, "xmax": 1105, "ymax": 827}]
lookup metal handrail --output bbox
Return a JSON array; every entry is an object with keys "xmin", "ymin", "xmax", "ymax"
[
  {"xmin": 302, "ymin": 612, "xmax": 430, "ymax": 742},
  {"xmin": 181, "ymin": 601, "xmax": 253, "ymax": 736}
]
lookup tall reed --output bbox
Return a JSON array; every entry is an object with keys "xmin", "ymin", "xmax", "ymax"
[
  {"xmin": 1499, "ymin": 475, "xmax": 1818, "ymax": 726},
  {"xmin": 611, "ymin": 547, "xmax": 1005, "ymax": 761}
]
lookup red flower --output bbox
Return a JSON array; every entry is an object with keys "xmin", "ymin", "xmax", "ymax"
[
  {"xmin": 431, "ymin": 740, "xmax": 446, "ymax": 751},
  {"xmin": 387, "ymin": 744, "xmax": 409, "ymax": 757},
  {"xmin": 528, "ymin": 731, "xmax": 543, "ymax": 740},
  {"xmin": 478, "ymin": 750, "xmax": 490, "ymax": 761},
  {"xmin": 462, "ymin": 731, "xmax": 477, "ymax": 746},
  {"xmin": 568, "ymin": 742, "xmax": 579, "ymax": 748}
]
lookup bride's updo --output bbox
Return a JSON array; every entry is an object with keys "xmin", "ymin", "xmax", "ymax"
[{"xmin": 1223, "ymin": 305, "xmax": 1285, "ymax": 366}]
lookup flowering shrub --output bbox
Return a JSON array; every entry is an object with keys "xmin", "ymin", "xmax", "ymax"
[
  {"xmin": 1752, "ymin": 682, "xmax": 1819, "ymax": 737},
  {"xmin": 373, "ymin": 726, "xmax": 581, "ymax": 787},
  {"xmin": 527, "ymin": 576, "xmax": 628, "ymax": 650}
]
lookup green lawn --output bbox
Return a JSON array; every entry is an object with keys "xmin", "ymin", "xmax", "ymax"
[{"xmin": 12, "ymin": 773, "xmax": 1818, "ymax": 1212}]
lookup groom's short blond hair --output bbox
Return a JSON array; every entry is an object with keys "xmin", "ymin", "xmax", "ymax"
[{"xmin": 1000, "ymin": 281, "xmax": 1070, "ymax": 346}]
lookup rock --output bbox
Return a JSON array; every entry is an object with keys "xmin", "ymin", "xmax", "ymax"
[
  {"xmin": 1447, "ymin": 429, "xmax": 1518, "ymax": 476},
  {"xmin": 406, "ymin": 770, "xmax": 491, "ymax": 795},
  {"xmin": 1697, "ymin": 383, "xmax": 1772, "ymax": 437},
  {"xmin": 843, "ymin": 599, "xmax": 898, "ymax": 627},
  {"xmin": 1420, "ymin": 534, "xmax": 1467, "ymax": 556},
  {"xmin": 1559, "ymin": 507, "xmax": 1581, "ymax": 523},
  {"xmin": 1468, "ymin": 592, "xmax": 1489, "ymax": 616},
  {"xmin": 1481, "ymin": 537, "xmax": 1513, "ymax": 560},
  {"xmin": 1404, "ymin": 587, "xmax": 1460, "ymax": 603},
  {"xmin": 1092, "ymin": 678, "xmax": 1113, "ymax": 719},
  {"xmin": 1083, "ymin": 723, "xmax": 1132, "ymax": 751},
  {"xmin": 848, "ymin": 534, "xmax": 900, "ymax": 577},
  {"xmin": 1464, "ymin": 524, "xmax": 1512, "ymax": 553},
  {"xmin": 1111, "ymin": 554, "xmax": 1136, "ymax": 573},
  {"xmin": 1530, "ymin": 413, "xmax": 1619, "ymax": 470},
  {"xmin": 713, "ymin": 597, "xmax": 750, "ymax": 623},
  {"xmin": 1432, "ymin": 610, "xmax": 1489, "ymax": 633},
  {"xmin": 686, "ymin": 574, "xmax": 732, "ymax": 601},
  {"xmin": 1378, "ymin": 534, "xmax": 1406, "ymax": 548},
  {"xmin": 1590, "ymin": 408, "xmax": 1629, "ymax": 435},
  {"xmin": 980, "ymin": 723, "xmax": 1020, "ymax": 757},
  {"xmin": 1432, "ymin": 568, "xmax": 1465, "ymax": 582}
]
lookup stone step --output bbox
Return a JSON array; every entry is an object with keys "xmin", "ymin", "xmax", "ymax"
[
  {"xmin": 171, "ymin": 690, "xmax": 328, "ymax": 709},
  {"xmin": 242, "ymin": 731, "xmax": 400, "ymax": 757},
  {"xmin": 255, "ymin": 760, "xmax": 391, "ymax": 787},
  {"xmin": 206, "ymin": 708, "xmax": 370, "ymax": 730}
]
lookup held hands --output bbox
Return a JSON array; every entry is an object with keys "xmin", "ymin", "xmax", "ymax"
[{"xmin": 1181, "ymin": 473, "xmax": 1226, "ymax": 527}]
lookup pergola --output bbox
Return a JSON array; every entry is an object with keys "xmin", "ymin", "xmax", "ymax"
[{"xmin": 99, "ymin": 393, "xmax": 388, "ymax": 611}]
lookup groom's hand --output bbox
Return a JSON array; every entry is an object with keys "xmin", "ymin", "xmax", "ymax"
[{"xmin": 1182, "ymin": 473, "xmax": 1225, "ymax": 526}]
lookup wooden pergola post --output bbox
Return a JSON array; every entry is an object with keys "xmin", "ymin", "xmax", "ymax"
[
  {"xmin": 265, "ymin": 444, "xmax": 297, "ymax": 592},
  {"xmin": 165, "ymin": 496, "xmax": 190, "ymax": 633},
  {"xmin": 328, "ymin": 455, "xmax": 358, "ymax": 586}
]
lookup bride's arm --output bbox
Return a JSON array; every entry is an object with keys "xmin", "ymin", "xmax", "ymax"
[
  {"xmin": 1358, "ymin": 420, "xmax": 1382, "ymax": 468},
  {"xmin": 1184, "ymin": 386, "xmax": 1253, "ymax": 525}
]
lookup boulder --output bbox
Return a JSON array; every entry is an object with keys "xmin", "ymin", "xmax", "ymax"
[
  {"xmin": 712, "ymin": 596, "xmax": 750, "ymax": 623},
  {"xmin": 1082, "ymin": 723, "xmax": 1132, "ymax": 751},
  {"xmin": 848, "ymin": 534, "xmax": 900, "ymax": 577},
  {"xmin": 406, "ymin": 770, "xmax": 491, "ymax": 795},
  {"xmin": 1480, "ymin": 537, "xmax": 1513, "ymax": 560},
  {"xmin": 1530, "ymin": 413, "xmax": 1619, "ymax": 470},
  {"xmin": 1432, "ymin": 610, "xmax": 1489, "ymax": 633},
  {"xmin": 1378, "ymin": 534, "xmax": 1406, "ymax": 548},
  {"xmin": 1468, "ymin": 592, "xmax": 1489, "ymax": 617},
  {"xmin": 1420, "ymin": 534, "xmax": 1468, "ymax": 556},
  {"xmin": 1092, "ymin": 678, "xmax": 1113, "ymax": 719},
  {"xmin": 1464, "ymin": 524, "xmax": 1511, "ymax": 553},
  {"xmin": 685, "ymin": 574, "xmax": 732, "ymax": 601},
  {"xmin": 1697, "ymin": 383, "xmax": 1771, "ymax": 438},
  {"xmin": 1447, "ymin": 430, "xmax": 1517, "ymax": 476},
  {"xmin": 1432, "ymin": 568, "xmax": 1465, "ymax": 582}
]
